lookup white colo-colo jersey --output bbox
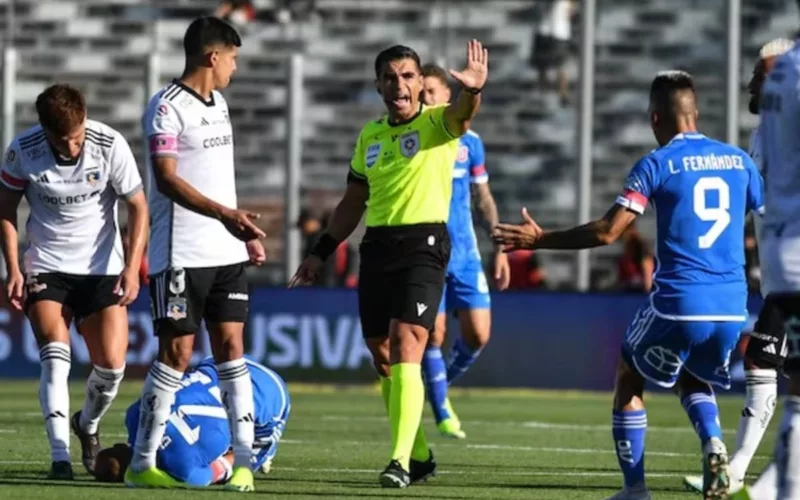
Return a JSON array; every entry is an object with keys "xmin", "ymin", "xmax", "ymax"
[
  {"xmin": 756, "ymin": 41, "xmax": 800, "ymax": 292},
  {"xmin": 143, "ymin": 81, "xmax": 247, "ymax": 275},
  {"xmin": 0, "ymin": 121, "xmax": 143, "ymax": 275}
]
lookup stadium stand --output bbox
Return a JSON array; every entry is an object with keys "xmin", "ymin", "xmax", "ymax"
[{"xmin": 1, "ymin": 0, "xmax": 796, "ymax": 287}]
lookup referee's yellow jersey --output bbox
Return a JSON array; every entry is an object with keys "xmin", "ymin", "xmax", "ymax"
[{"xmin": 349, "ymin": 104, "xmax": 460, "ymax": 227}]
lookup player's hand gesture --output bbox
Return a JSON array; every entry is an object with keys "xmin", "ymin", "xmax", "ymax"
[
  {"xmin": 450, "ymin": 39, "xmax": 489, "ymax": 91},
  {"xmin": 5, "ymin": 269, "xmax": 23, "ymax": 311},
  {"xmin": 492, "ymin": 207, "xmax": 543, "ymax": 251},
  {"xmin": 493, "ymin": 251, "xmax": 511, "ymax": 291},
  {"xmin": 115, "ymin": 265, "xmax": 140, "ymax": 306},
  {"xmin": 288, "ymin": 255, "xmax": 324, "ymax": 288},
  {"xmin": 246, "ymin": 239, "xmax": 266, "ymax": 266},
  {"xmin": 221, "ymin": 208, "xmax": 267, "ymax": 242}
]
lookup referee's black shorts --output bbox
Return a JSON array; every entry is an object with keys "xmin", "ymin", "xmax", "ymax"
[{"xmin": 358, "ymin": 223, "xmax": 450, "ymax": 339}]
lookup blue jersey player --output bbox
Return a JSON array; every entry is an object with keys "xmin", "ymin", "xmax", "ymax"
[
  {"xmin": 420, "ymin": 64, "xmax": 510, "ymax": 439},
  {"xmin": 94, "ymin": 357, "xmax": 290, "ymax": 487},
  {"xmin": 493, "ymin": 71, "xmax": 764, "ymax": 500}
]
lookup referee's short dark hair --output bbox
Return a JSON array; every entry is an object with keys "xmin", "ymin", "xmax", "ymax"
[
  {"xmin": 421, "ymin": 63, "xmax": 449, "ymax": 85},
  {"xmin": 374, "ymin": 45, "xmax": 421, "ymax": 78},
  {"xmin": 184, "ymin": 16, "xmax": 242, "ymax": 57},
  {"xmin": 36, "ymin": 84, "xmax": 87, "ymax": 136}
]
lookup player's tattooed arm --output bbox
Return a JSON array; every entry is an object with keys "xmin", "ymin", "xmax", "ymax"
[
  {"xmin": 493, "ymin": 204, "xmax": 638, "ymax": 251},
  {"xmin": 471, "ymin": 183, "xmax": 500, "ymax": 237}
]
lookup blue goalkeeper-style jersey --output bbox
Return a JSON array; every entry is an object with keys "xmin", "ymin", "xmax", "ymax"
[
  {"xmin": 447, "ymin": 130, "xmax": 487, "ymax": 270},
  {"xmin": 616, "ymin": 132, "xmax": 764, "ymax": 320},
  {"xmin": 126, "ymin": 358, "xmax": 290, "ymax": 486}
]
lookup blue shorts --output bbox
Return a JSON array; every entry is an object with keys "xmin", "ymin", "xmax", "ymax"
[
  {"xmin": 438, "ymin": 263, "xmax": 491, "ymax": 314},
  {"xmin": 621, "ymin": 304, "xmax": 744, "ymax": 389}
]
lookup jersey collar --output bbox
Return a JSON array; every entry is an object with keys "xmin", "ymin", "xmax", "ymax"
[
  {"xmin": 387, "ymin": 103, "xmax": 423, "ymax": 127},
  {"xmin": 667, "ymin": 131, "xmax": 705, "ymax": 146},
  {"xmin": 172, "ymin": 79, "xmax": 216, "ymax": 107}
]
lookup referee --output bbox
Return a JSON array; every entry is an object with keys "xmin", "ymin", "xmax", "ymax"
[{"xmin": 291, "ymin": 40, "xmax": 488, "ymax": 488}]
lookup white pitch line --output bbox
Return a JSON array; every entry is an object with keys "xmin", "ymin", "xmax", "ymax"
[{"xmin": 0, "ymin": 461, "xmax": 684, "ymax": 479}]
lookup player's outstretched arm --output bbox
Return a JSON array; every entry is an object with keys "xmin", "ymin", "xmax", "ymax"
[
  {"xmin": 289, "ymin": 182, "xmax": 368, "ymax": 287},
  {"xmin": 444, "ymin": 39, "xmax": 488, "ymax": 136},
  {"xmin": 493, "ymin": 204, "xmax": 638, "ymax": 251},
  {"xmin": 0, "ymin": 187, "xmax": 24, "ymax": 310},
  {"xmin": 151, "ymin": 156, "xmax": 265, "ymax": 242},
  {"xmin": 116, "ymin": 190, "xmax": 149, "ymax": 305}
]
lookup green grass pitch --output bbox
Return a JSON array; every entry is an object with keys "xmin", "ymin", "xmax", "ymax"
[{"xmin": 0, "ymin": 381, "xmax": 776, "ymax": 499}]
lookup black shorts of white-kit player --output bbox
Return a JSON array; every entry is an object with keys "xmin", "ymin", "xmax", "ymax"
[
  {"xmin": 149, "ymin": 263, "xmax": 249, "ymax": 334},
  {"xmin": 754, "ymin": 292, "xmax": 800, "ymax": 375},
  {"xmin": 746, "ymin": 293, "xmax": 790, "ymax": 370},
  {"xmin": 358, "ymin": 223, "xmax": 450, "ymax": 339},
  {"xmin": 24, "ymin": 273, "xmax": 122, "ymax": 326}
]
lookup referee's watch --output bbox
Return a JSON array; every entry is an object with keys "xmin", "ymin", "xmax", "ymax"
[{"xmin": 464, "ymin": 86, "xmax": 483, "ymax": 95}]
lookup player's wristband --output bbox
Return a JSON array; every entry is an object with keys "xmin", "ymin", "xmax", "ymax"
[
  {"xmin": 310, "ymin": 233, "xmax": 340, "ymax": 261},
  {"xmin": 464, "ymin": 86, "xmax": 483, "ymax": 95}
]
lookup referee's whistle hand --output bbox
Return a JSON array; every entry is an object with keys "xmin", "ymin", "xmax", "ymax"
[
  {"xmin": 221, "ymin": 208, "xmax": 267, "ymax": 241},
  {"xmin": 288, "ymin": 255, "xmax": 323, "ymax": 288}
]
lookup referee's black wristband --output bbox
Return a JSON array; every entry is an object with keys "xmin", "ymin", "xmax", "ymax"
[
  {"xmin": 464, "ymin": 86, "xmax": 483, "ymax": 95},
  {"xmin": 310, "ymin": 233, "xmax": 340, "ymax": 261}
]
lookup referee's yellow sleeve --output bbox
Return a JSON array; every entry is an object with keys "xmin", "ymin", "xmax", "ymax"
[{"xmin": 349, "ymin": 132, "xmax": 367, "ymax": 181}]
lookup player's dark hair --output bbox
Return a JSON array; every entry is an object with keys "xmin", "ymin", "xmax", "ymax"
[
  {"xmin": 421, "ymin": 63, "xmax": 449, "ymax": 85},
  {"xmin": 374, "ymin": 45, "xmax": 421, "ymax": 78},
  {"xmin": 649, "ymin": 70, "xmax": 696, "ymax": 116},
  {"xmin": 35, "ymin": 84, "xmax": 87, "ymax": 136},
  {"xmin": 184, "ymin": 16, "xmax": 242, "ymax": 57}
]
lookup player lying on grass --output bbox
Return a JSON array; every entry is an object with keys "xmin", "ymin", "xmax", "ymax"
[
  {"xmin": 494, "ymin": 71, "xmax": 763, "ymax": 500},
  {"xmin": 94, "ymin": 357, "xmax": 289, "ymax": 487}
]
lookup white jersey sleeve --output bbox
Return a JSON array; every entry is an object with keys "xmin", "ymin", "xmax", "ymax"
[
  {"xmin": 144, "ymin": 98, "xmax": 184, "ymax": 159},
  {"xmin": 1, "ymin": 142, "xmax": 28, "ymax": 191},
  {"xmin": 109, "ymin": 130, "xmax": 143, "ymax": 198}
]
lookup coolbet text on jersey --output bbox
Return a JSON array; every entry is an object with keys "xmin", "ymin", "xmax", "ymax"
[
  {"xmin": 0, "ymin": 121, "xmax": 143, "ymax": 275},
  {"xmin": 143, "ymin": 80, "xmax": 248, "ymax": 275},
  {"xmin": 349, "ymin": 104, "xmax": 459, "ymax": 227},
  {"xmin": 125, "ymin": 358, "xmax": 290, "ymax": 487}
]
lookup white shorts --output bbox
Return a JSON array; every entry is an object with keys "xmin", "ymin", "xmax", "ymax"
[{"xmin": 760, "ymin": 219, "xmax": 800, "ymax": 294}]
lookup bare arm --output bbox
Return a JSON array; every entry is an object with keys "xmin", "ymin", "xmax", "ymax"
[
  {"xmin": 641, "ymin": 253, "xmax": 654, "ymax": 292},
  {"xmin": 533, "ymin": 205, "xmax": 638, "ymax": 250},
  {"xmin": 325, "ymin": 181, "xmax": 369, "ymax": 242},
  {"xmin": 152, "ymin": 157, "xmax": 229, "ymax": 220},
  {"xmin": 0, "ymin": 187, "xmax": 23, "ymax": 275},
  {"xmin": 471, "ymin": 183, "xmax": 500, "ymax": 239},
  {"xmin": 124, "ymin": 190, "xmax": 149, "ymax": 271},
  {"xmin": 444, "ymin": 90, "xmax": 481, "ymax": 138},
  {"xmin": 444, "ymin": 39, "xmax": 488, "ymax": 136}
]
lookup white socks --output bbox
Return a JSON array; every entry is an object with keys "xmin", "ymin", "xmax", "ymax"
[
  {"xmin": 79, "ymin": 364, "xmax": 125, "ymax": 435},
  {"xmin": 217, "ymin": 358, "xmax": 255, "ymax": 469},
  {"xmin": 777, "ymin": 396, "xmax": 800, "ymax": 500},
  {"xmin": 729, "ymin": 369, "xmax": 778, "ymax": 482},
  {"xmin": 750, "ymin": 462, "xmax": 777, "ymax": 500},
  {"xmin": 39, "ymin": 342, "xmax": 72, "ymax": 463},
  {"xmin": 131, "ymin": 361, "xmax": 183, "ymax": 472}
]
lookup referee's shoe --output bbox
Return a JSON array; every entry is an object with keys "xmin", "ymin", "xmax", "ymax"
[{"xmin": 379, "ymin": 460, "xmax": 410, "ymax": 488}]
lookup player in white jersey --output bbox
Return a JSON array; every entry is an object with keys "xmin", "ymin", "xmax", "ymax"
[
  {"xmin": 0, "ymin": 84, "xmax": 148, "ymax": 480},
  {"xmin": 684, "ymin": 38, "xmax": 794, "ymax": 496},
  {"xmin": 731, "ymin": 35, "xmax": 800, "ymax": 500},
  {"xmin": 126, "ymin": 17, "xmax": 266, "ymax": 493}
]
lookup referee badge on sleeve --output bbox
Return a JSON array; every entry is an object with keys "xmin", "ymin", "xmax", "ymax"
[
  {"xmin": 365, "ymin": 143, "xmax": 381, "ymax": 168},
  {"xmin": 400, "ymin": 131, "xmax": 420, "ymax": 158}
]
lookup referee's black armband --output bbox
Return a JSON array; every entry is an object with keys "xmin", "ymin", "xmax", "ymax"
[
  {"xmin": 310, "ymin": 233, "xmax": 340, "ymax": 261},
  {"xmin": 463, "ymin": 86, "xmax": 483, "ymax": 95}
]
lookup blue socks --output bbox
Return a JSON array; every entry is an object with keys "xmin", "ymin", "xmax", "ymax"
[
  {"xmin": 446, "ymin": 338, "xmax": 482, "ymax": 384},
  {"xmin": 612, "ymin": 409, "xmax": 647, "ymax": 488},
  {"xmin": 422, "ymin": 347, "xmax": 450, "ymax": 423},
  {"xmin": 681, "ymin": 389, "xmax": 722, "ymax": 444}
]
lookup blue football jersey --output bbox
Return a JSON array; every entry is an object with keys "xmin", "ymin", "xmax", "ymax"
[
  {"xmin": 126, "ymin": 358, "xmax": 291, "ymax": 485},
  {"xmin": 447, "ymin": 130, "xmax": 487, "ymax": 269},
  {"xmin": 616, "ymin": 132, "xmax": 764, "ymax": 320}
]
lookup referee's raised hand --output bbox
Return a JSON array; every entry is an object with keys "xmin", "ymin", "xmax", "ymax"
[
  {"xmin": 220, "ymin": 207, "xmax": 267, "ymax": 242},
  {"xmin": 449, "ymin": 39, "xmax": 489, "ymax": 92}
]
